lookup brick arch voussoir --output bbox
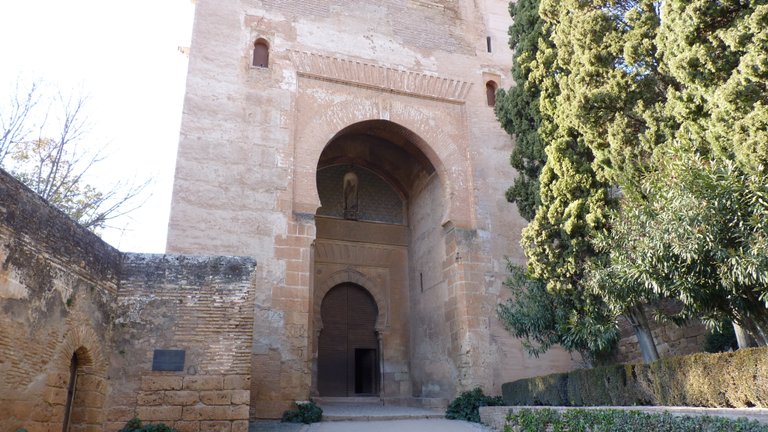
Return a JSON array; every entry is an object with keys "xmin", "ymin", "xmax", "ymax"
[
  {"xmin": 314, "ymin": 269, "xmax": 387, "ymax": 332},
  {"xmin": 58, "ymin": 326, "xmax": 107, "ymax": 375},
  {"xmin": 47, "ymin": 325, "xmax": 109, "ymax": 416}
]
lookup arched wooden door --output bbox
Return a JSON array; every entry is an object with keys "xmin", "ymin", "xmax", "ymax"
[{"xmin": 318, "ymin": 283, "xmax": 379, "ymax": 396}]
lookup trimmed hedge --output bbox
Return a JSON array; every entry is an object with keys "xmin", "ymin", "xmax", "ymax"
[
  {"xmin": 505, "ymin": 408, "xmax": 768, "ymax": 432},
  {"xmin": 503, "ymin": 347, "xmax": 768, "ymax": 408}
]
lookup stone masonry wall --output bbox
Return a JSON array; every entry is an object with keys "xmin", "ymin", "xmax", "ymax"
[
  {"xmin": 0, "ymin": 168, "xmax": 120, "ymax": 432},
  {"xmin": 167, "ymin": 0, "xmax": 578, "ymax": 406},
  {"xmin": 615, "ymin": 302, "xmax": 707, "ymax": 364},
  {"xmin": 107, "ymin": 254, "xmax": 258, "ymax": 432}
]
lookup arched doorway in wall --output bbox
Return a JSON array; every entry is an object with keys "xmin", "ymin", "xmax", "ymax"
[
  {"xmin": 317, "ymin": 283, "xmax": 379, "ymax": 396},
  {"xmin": 311, "ymin": 120, "xmax": 449, "ymax": 400},
  {"xmin": 62, "ymin": 347, "xmax": 92, "ymax": 432}
]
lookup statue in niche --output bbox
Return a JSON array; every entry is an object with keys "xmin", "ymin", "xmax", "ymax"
[{"xmin": 343, "ymin": 171, "xmax": 359, "ymax": 220}]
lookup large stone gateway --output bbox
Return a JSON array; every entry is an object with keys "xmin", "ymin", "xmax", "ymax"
[{"xmin": 164, "ymin": 0, "xmax": 579, "ymax": 419}]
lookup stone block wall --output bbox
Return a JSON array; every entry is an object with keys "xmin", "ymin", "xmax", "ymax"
[
  {"xmin": 107, "ymin": 254, "xmax": 257, "ymax": 432},
  {"xmin": 0, "ymin": 169, "xmax": 120, "ymax": 432},
  {"xmin": 615, "ymin": 302, "xmax": 707, "ymax": 364}
]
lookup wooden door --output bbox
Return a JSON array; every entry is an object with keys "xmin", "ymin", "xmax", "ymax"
[{"xmin": 318, "ymin": 283, "xmax": 379, "ymax": 396}]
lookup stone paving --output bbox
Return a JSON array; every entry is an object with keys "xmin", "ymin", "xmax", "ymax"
[
  {"xmin": 250, "ymin": 419, "xmax": 494, "ymax": 432},
  {"xmin": 319, "ymin": 403, "xmax": 445, "ymax": 421},
  {"xmin": 305, "ymin": 419, "xmax": 495, "ymax": 431},
  {"xmin": 249, "ymin": 402, "xmax": 495, "ymax": 431}
]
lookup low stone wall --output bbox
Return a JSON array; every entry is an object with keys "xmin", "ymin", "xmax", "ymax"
[
  {"xmin": 132, "ymin": 374, "xmax": 250, "ymax": 432},
  {"xmin": 107, "ymin": 254, "xmax": 258, "ymax": 432},
  {"xmin": 479, "ymin": 406, "xmax": 768, "ymax": 431}
]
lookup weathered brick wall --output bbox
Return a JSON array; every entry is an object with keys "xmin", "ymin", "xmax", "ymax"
[
  {"xmin": 0, "ymin": 168, "xmax": 120, "ymax": 432},
  {"xmin": 108, "ymin": 254, "xmax": 257, "ymax": 432}
]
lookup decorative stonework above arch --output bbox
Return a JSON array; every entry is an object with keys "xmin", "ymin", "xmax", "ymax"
[
  {"xmin": 288, "ymin": 50, "xmax": 472, "ymax": 103},
  {"xmin": 315, "ymin": 242, "xmax": 395, "ymax": 267},
  {"xmin": 314, "ymin": 268, "xmax": 388, "ymax": 331}
]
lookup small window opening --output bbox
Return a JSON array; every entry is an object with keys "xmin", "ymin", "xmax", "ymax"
[
  {"xmin": 253, "ymin": 38, "xmax": 269, "ymax": 68},
  {"xmin": 486, "ymin": 81, "xmax": 498, "ymax": 106},
  {"xmin": 486, "ymin": 36, "xmax": 492, "ymax": 53}
]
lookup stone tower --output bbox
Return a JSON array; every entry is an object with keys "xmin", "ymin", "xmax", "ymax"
[{"xmin": 166, "ymin": 0, "xmax": 575, "ymax": 418}]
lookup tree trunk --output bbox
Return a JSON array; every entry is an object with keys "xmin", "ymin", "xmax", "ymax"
[
  {"xmin": 737, "ymin": 318, "xmax": 768, "ymax": 347},
  {"xmin": 626, "ymin": 305, "xmax": 660, "ymax": 363},
  {"xmin": 733, "ymin": 322, "xmax": 754, "ymax": 349}
]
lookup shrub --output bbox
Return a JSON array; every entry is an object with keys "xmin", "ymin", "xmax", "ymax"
[
  {"xmin": 446, "ymin": 387, "xmax": 504, "ymax": 423},
  {"xmin": 118, "ymin": 417, "xmax": 177, "ymax": 432},
  {"xmin": 704, "ymin": 324, "xmax": 738, "ymax": 353},
  {"xmin": 505, "ymin": 408, "xmax": 768, "ymax": 432},
  {"xmin": 281, "ymin": 400, "xmax": 322, "ymax": 423},
  {"xmin": 502, "ymin": 347, "xmax": 768, "ymax": 408}
]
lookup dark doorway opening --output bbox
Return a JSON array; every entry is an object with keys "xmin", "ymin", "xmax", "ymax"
[
  {"xmin": 318, "ymin": 283, "xmax": 379, "ymax": 396},
  {"xmin": 354, "ymin": 348, "xmax": 377, "ymax": 394},
  {"xmin": 62, "ymin": 352, "xmax": 78, "ymax": 432}
]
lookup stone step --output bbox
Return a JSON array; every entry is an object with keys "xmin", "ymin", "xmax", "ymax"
[
  {"xmin": 314, "ymin": 396, "xmax": 384, "ymax": 405},
  {"xmin": 317, "ymin": 401, "xmax": 445, "ymax": 422}
]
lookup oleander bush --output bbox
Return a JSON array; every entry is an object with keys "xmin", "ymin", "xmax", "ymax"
[
  {"xmin": 446, "ymin": 387, "xmax": 505, "ymax": 423},
  {"xmin": 505, "ymin": 408, "xmax": 768, "ymax": 432},
  {"xmin": 118, "ymin": 418, "xmax": 177, "ymax": 432},
  {"xmin": 503, "ymin": 347, "xmax": 768, "ymax": 408},
  {"xmin": 281, "ymin": 400, "xmax": 323, "ymax": 423}
]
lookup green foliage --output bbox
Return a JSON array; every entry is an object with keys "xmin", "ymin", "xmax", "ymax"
[
  {"xmin": 495, "ymin": 0, "xmax": 548, "ymax": 221},
  {"xmin": 501, "ymin": 0, "xmax": 768, "ymax": 353},
  {"xmin": 505, "ymin": 408, "xmax": 768, "ymax": 432},
  {"xmin": 592, "ymin": 148, "xmax": 768, "ymax": 344},
  {"xmin": 502, "ymin": 347, "xmax": 768, "ymax": 408},
  {"xmin": 576, "ymin": 1, "xmax": 768, "ymax": 345},
  {"xmin": 704, "ymin": 323, "xmax": 739, "ymax": 354},
  {"xmin": 495, "ymin": 0, "xmax": 634, "ymax": 363},
  {"xmin": 281, "ymin": 400, "xmax": 323, "ymax": 424},
  {"xmin": 497, "ymin": 264, "xmax": 618, "ymax": 364},
  {"xmin": 118, "ymin": 417, "xmax": 177, "ymax": 432},
  {"xmin": 445, "ymin": 387, "xmax": 504, "ymax": 423}
]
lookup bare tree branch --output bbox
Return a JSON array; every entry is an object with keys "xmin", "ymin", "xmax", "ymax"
[
  {"xmin": 0, "ymin": 80, "xmax": 41, "ymax": 164},
  {"xmin": 1, "ymin": 80, "xmax": 150, "ymax": 232}
]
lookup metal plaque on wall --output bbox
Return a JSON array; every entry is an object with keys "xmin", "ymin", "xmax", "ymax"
[{"xmin": 152, "ymin": 349, "xmax": 185, "ymax": 371}]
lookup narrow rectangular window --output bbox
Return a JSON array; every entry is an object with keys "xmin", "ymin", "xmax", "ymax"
[{"xmin": 486, "ymin": 36, "xmax": 492, "ymax": 53}]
